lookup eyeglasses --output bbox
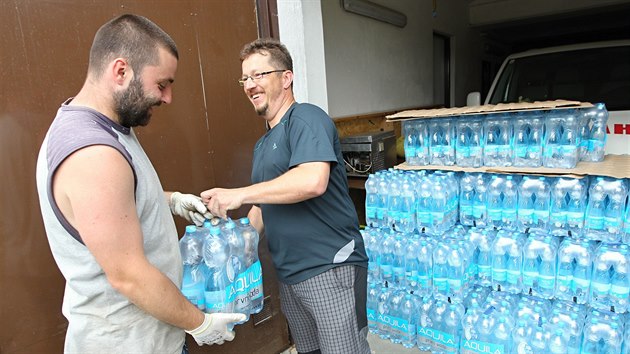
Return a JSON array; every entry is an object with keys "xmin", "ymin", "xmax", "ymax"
[{"xmin": 238, "ymin": 70, "xmax": 286, "ymax": 86}]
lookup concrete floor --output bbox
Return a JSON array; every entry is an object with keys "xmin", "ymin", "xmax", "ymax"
[{"xmin": 280, "ymin": 333, "xmax": 428, "ymax": 354}]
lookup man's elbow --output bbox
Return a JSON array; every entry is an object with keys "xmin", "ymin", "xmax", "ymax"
[{"xmin": 305, "ymin": 179, "xmax": 328, "ymax": 198}]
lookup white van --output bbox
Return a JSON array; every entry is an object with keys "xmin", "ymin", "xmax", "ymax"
[{"xmin": 470, "ymin": 40, "xmax": 630, "ymax": 155}]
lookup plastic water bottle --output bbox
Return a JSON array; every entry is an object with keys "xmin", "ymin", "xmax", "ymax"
[
  {"xmin": 379, "ymin": 229, "xmax": 395, "ymax": 284},
  {"xmin": 417, "ymin": 238, "xmax": 434, "ymax": 297},
  {"xmin": 385, "ymin": 289, "xmax": 406, "ymax": 344},
  {"xmin": 180, "ymin": 225, "xmax": 206, "ymax": 311},
  {"xmin": 376, "ymin": 283, "xmax": 392, "ymax": 340},
  {"xmin": 505, "ymin": 233, "xmax": 524, "ymax": 294},
  {"xmin": 376, "ymin": 171, "xmax": 389, "ymax": 229},
  {"xmin": 399, "ymin": 292, "xmax": 420, "ymax": 348},
  {"xmin": 238, "ymin": 217, "xmax": 264, "ymax": 315},
  {"xmin": 511, "ymin": 317, "xmax": 534, "ymax": 354},
  {"xmin": 491, "ymin": 233, "xmax": 509, "ymax": 292},
  {"xmin": 391, "ymin": 233, "xmax": 406, "ymax": 289},
  {"xmin": 590, "ymin": 244, "xmax": 612, "ymax": 311},
  {"xmin": 460, "ymin": 173, "xmax": 487, "ymax": 227},
  {"xmin": 623, "ymin": 191, "xmax": 630, "ymax": 245},
  {"xmin": 579, "ymin": 103, "xmax": 608, "ymax": 162},
  {"xmin": 604, "ymin": 179, "xmax": 628, "ymax": 242},
  {"xmin": 550, "ymin": 177, "xmax": 588, "ymax": 237},
  {"xmin": 585, "ymin": 176, "xmax": 607, "ymax": 241},
  {"xmin": 417, "ymin": 295, "xmax": 436, "ymax": 352},
  {"xmin": 404, "ymin": 120, "xmax": 430, "ymax": 165},
  {"xmin": 483, "ymin": 113, "xmax": 513, "ymax": 167},
  {"xmin": 536, "ymin": 236, "xmax": 557, "ymax": 299},
  {"xmin": 572, "ymin": 241, "xmax": 593, "ymax": 305},
  {"xmin": 429, "ymin": 118, "xmax": 456, "ymax": 166},
  {"xmin": 522, "ymin": 234, "xmax": 540, "ymax": 295},
  {"xmin": 513, "ymin": 111, "xmax": 544, "ymax": 167},
  {"xmin": 433, "ymin": 242, "xmax": 450, "ymax": 299},
  {"xmin": 581, "ymin": 316, "xmax": 623, "ymax": 354},
  {"xmin": 430, "ymin": 173, "xmax": 451, "ymax": 235},
  {"xmin": 403, "ymin": 120, "xmax": 419, "ymax": 165},
  {"xmin": 517, "ymin": 176, "xmax": 550, "ymax": 233},
  {"xmin": 362, "ymin": 227, "xmax": 380, "ymax": 285},
  {"xmin": 446, "ymin": 243, "xmax": 466, "ymax": 299},
  {"xmin": 456, "ymin": 115, "xmax": 484, "ymax": 167},
  {"xmin": 367, "ymin": 282, "xmax": 379, "ymax": 334},
  {"xmin": 222, "ymin": 219, "xmax": 248, "ymax": 319},
  {"xmin": 437, "ymin": 300, "xmax": 465, "ymax": 354},
  {"xmin": 398, "ymin": 175, "xmax": 416, "ymax": 233},
  {"xmin": 490, "ymin": 315, "xmax": 513, "ymax": 354},
  {"xmin": 387, "ymin": 173, "xmax": 402, "ymax": 230},
  {"xmin": 475, "ymin": 230, "xmax": 494, "ymax": 287},
  {"xmin": 203, "ymin": 225, "xmax": 232, "ymax": 314},
  {"xmin": 486, "ymin": 175, "xmax": 504, "ymax": 228},
  {"xmin": 364, "ymin": 174, "xmax": 379, "ymax": 228},
  {"xmin": 503, "ymin": 175, "xmax": 519, "ymax": 230},
  {"xmin": 416, "ymin": 175, "xmax": 432, "ymax": 232},
  {"xmin": 543, "ymin": 109, "xmax": 579, "ymax": 168},
  {"xmin": 404, "ymin": 234, "xmax": 420, "ymax": 294},
  {"xmin": 609, "ymin": 245, "xmax": 630, "ymax": 313}
]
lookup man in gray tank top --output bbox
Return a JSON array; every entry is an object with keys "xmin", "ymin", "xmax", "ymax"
[{"xmin": 35, "ymin": 14, "xmax": 244, "ymax": 353}]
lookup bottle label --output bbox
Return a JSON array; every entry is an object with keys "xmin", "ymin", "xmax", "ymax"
[
  {"xmin": 461, "ymin": 339, "xmax": 505, "ymax": 354},
  {"xmin": 365, "ymin": 207, "xmax": 376, "ymax": 220},
  {"xmin": 587, "ymin": 216, "xmax": 604, "ymax": 230},
  {"xmin": 473, "ymin": 205, "xmax": 486, "ymax": 218},
  {"xmin": 610, "ymin": 284, "xmax": 630, "ymax": 298},
  {"xmin": 572, "ymin": 277, "xmax": 590, "ymax": 290},
  {"xmin": 460, "ymin": 204, "xmax": 474, "ymax": 217},
  {"xmin": 492, "ymin": 269, "xmax": 507, "ymax": 282},
  {"xmin": 538, "ymin": 274, "xmax": 555, "ymax": 289},
  {"xmin": 417, "ymin": 327, "xmax": 457, "ymax": 352},
  {"xmin": 205, "ymin": 290, "xmax": 227, "ymax": 312},
  {"xmin": 367, "ymin": 308, "xmax": 376, "ymax": 323},
  {"xmin": 515, "ymin": 146, "xmax": 528, "ymax": 158},
  {"xmin": 522, "ymin": 271, "xmax": 537, "ymax": 286},
  {"xmin": 506, "ymin": 270, "xmax": 520, "ymax": 285}
]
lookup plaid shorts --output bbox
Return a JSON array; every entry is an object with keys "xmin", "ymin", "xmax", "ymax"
[{"xmin": 279, "ymin": 265, "xmax": 371, "ymax": 354}]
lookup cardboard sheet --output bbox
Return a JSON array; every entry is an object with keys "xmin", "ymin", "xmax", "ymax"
[
  {"xmin": 386, "ymin": 100, "xmax": 594, "ymax": 122},
  {"xmin": 395, "ymin": 154, "xmax": 630, "ymax": 179}
]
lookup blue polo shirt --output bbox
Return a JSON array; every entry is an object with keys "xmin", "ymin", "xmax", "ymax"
[{"xmin": 251, "ymin": 103, "xmax": 368, "ymax": 284}]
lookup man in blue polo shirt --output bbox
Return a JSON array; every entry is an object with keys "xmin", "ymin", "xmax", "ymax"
[{"xmin": 201, "ymin": 38, "xmax": 370, "ymax": 354}]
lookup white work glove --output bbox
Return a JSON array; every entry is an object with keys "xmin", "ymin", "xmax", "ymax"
[
  {"xmin": 185, "ymin": 313, "xmax": 247, "ymax": 346},
  {"xmin": 169, "ymin": 192, "xmax": 213, "ymax": 226}
]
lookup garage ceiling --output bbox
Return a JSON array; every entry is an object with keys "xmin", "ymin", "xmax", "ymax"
[{"xmin": 470, "ymin": 1, "xmax": 630, "ymax": 53}]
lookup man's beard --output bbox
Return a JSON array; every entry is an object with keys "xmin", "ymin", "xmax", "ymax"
[
  {"xmin": 114, "ymin": 77, "xmax": 161, "ymax": 128},
  {"xmin": 255, "ymin": 102, "xmax": 268, "ymax": 116}
]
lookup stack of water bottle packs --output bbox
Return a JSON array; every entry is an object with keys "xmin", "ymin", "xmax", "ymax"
[
  {"xmin": 363, "ymin": 168, "xmax": 630, "ymax": 353},
  {"xmin": 403, "ymin": 103, "xmax": 609, "ymax": 169},
  {"xmin": 178, "ymin": 217, "xmax": 264, "ymax": 324}
]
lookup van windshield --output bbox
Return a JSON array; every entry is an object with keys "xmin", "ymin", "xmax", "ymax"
[{"xmin": 488, "ymin": 45, "xmax": 630, "ymax": 111}]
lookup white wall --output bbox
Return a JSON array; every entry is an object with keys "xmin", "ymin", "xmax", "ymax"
[
  {"xmin": 277, "ymin": 0, "xmax": 329, "ymax": 112},
  {"xmin": 279, "ymin": 0, "xmax": 483, "ymax": 118}
]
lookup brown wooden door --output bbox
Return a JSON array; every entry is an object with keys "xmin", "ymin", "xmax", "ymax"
[{"xmin": 0, "ymin": 1, "xmax": 288, "ymax": 353}]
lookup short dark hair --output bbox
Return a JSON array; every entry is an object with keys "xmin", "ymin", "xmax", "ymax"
[
  {"xmin": 239, "ymin": 38, "xmax": 293, "ymax": 72},
  {"xmin": 88, "ymin": 14, "xmax": 178, "ymax": 77}
]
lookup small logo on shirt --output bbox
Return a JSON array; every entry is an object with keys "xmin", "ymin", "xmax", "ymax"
[{"xmin": 272, "ymin": 143, "xmax": 278, "ymax": 150}]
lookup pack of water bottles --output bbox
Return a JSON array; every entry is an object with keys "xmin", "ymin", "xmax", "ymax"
[
  {"xmin": 367, "ymin": 169, "xmax": 630, "ymax": 243},
  {"xmin": 403, "ymin": 103, "xmax": 609, "ymax": 169},
  {"xmin": 363, "ymin": 225, "xmax": 630, "ymax": 353},
  {"xmin": 178, "ymin": 217, "xmax": 264, "ymax": 322}
]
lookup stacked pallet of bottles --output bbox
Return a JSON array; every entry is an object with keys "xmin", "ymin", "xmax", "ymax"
[{"xmin": 363, "ymin": 103, "xmax": 630, "ymax": 354}]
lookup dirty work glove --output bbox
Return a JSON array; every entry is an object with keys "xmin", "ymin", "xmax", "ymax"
[
  {"xmin": 185, "ymin": 313, "xmax": 247, "ymax": 346},
  {"xmin": 169, "ymin": 192, "xmax": 213, "ymax": 226}
]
